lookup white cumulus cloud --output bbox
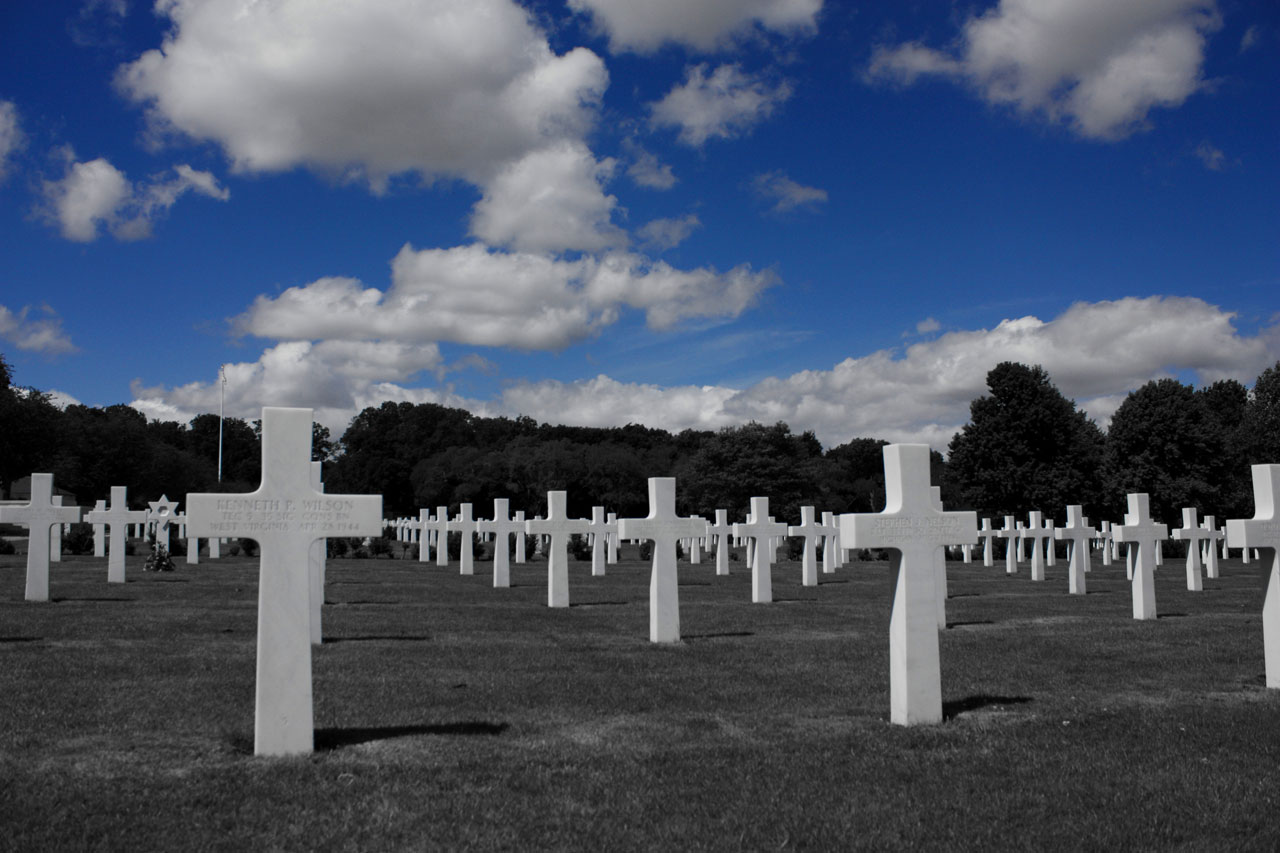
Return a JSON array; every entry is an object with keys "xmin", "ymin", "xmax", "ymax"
[
  {"xmin": 116, "ymin": 0, "xmax": 608, "ymax": 190},
  {"xmin": 752, "ymin": 170, "xmax": 827, "ymax": 212},
  {"xmin": 39, "ymin": 152, "xmax": 229, "ymax": 241},
  {"xmin": 568, "ymin": 0, "xmax": 821, "ymax": 53},
  {"xmin": 0, "ymin": 100, "xmax": 23, "ymax": 181},
  {"xmin": 638, "ymin": 214, "xmax": 702, "ymax": 251},
  {"xmin": 0, "ymin": 304, "xmax": 77, "ymax": 355},
  {"xmin": 867, "ymin": 0, "xmax": 1221, "ymax": 139},
  {"xmin": 651, "ymin": 64, "xmax": 792, "ymax": 146},
  {"xmin": 233, "ymin": 243, "xmax": 777, "ymax": 351}
]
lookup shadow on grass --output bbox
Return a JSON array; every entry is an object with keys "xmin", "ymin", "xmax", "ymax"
[
  {"xmin": 0, "ymin": 637, "xmax": 42, "ymax": 643},
  {"xmin": 314, "ymin": 721, "xmax": 509, "ymax": 751},
  {"xmin": 570, "ymin": 601, "xmax": 630, "ymax": 608},
  {"xmin": 943, "ymin": 695, "xmax": 1033, "ymax": 720},
  {"xmin": 949, "ymin": 592, "xmax": 981, "ymax": 599},
  {"xmin": 685, "ymin": 631, "xmax": 755, "ymax": 641},
  {"xmin": 52, "ymin": 597, "xmax": 135, "ymax": 603},
  {"xmin": 324, "ymin": 635, "xmax": 433, "ymax": 644},
  {"xmin": 144, "ymin": 578, "xmax": 190, "ymax": 583},
  {"xmin": 947, "ymin": 620, "xmax": 995, "ymax": 629},
  {"xmin": 1159, "ymin": 613, "xmax": 1190, "ymax": 619}
]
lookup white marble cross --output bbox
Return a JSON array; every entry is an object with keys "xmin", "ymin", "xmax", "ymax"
[
  {"xmin": 1113, "ymin": 493, "xmax": 1168, "ymax": 621},
  {"xmin": 449, "ymin": 503, "xmax": 478, "ymax": 575},
  {"xmin": 978, "ymin": 517, "xmax": 995, "ymax": 567},
  {"xmin": 1098, "ymin": 520, "xmax": 1114, "ymax": 567},
  {"xmin": 84, "ymin": 486, "xmax": 148, "ymax": 584},
  {"xmin": 424, "ymin": 506, "xmax": 449, "ymax": 567},
  {"xmin": 840, "ymin": 444, "xmax": 977, "ymax": 726},
  {"xmin": 147, "ymin": 495, "xmax": 179, "ymax": 551},
  {"xmin": 733, "ymin": 498, "xmax": 788, "ymax": 604},
  {"xmin": 995, "ymin": 515, "xmax": 1018, "ymax": 574},
  {"xmin": 618, "ymin": 477, "xmax": 706, "ymax": 643},
  {"xmin": 1201, "ymin": 515, "xmax": 1224, "ymax": 579},
  {"xmin": 514, "ymin": 511, "xmax": 527, "ymax": 563},
  {"xmin": 1172, "ymin": 507, "xmax": 1209, "ymax": 592},
  {"xmin": 1227, "ymin": 464, "xmax": 1280, "ymax": 688},
  {"xmin": 788, "ymin": 505, "xmax": 823, "ymax": 587},
  {"xmin": 587, "ymin": 506, "xmax": 612, "ymax": 577},
  {"xmin": 308, "ymin": 462, "xmax": 325, "ymax": 645},
  {"xmin": 929, "ymin": 487, "xmax": 948, "ymax": 629},
  {"xmin": 1055, "ymin": 505, "xmax": 1095, "ymax": 595},
  {"xmin": 185, "ymin": 407, "xmax": 382, "ymax": 757},
  {"xmin": 91, "ymin": 500, "xmax": 106, "ymax": 557},
  {"xmin": 709, "ymin": 509, "xmax": 732, "ymax": 576},
  {"xmin": 820, "ymin": 511, "xmax": 839, "ymax": 575},
  {"xmin": 606, "ymin": 511, "xmax": 619, "ymax": 564},
  {"xmin": 478, "ymin": 498, "xmax": 523, "ymax": 588},
  {"xmin": 1026, "ymin": 511, "xmax": 1052, "ymax": 582},
  {"xmin": 0, "ymin": 474, "xmax": 82, "ymax": 601},
  {"xmin": 526, "ymin": 491, "xmax": 590, "ymax": 608}
]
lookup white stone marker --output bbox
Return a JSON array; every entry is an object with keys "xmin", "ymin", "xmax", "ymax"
[
  {"xmin": 49, "ymin": 498, "xmax": 64, "ymax": 562},
  {"xmin": 1098, "ymin": 521, "xmax": 1114, "ymax": 567},
  {"xmin": 1201, "ymin": 516, "xmax": 1223, "ymax": 579},
  {"xmin": 996, "ymin": 515, "xmax": 1018, "ymax": 574},
  {"xmin": 1016, "ymin": 521, "xmax": 1028, "ymax": 562},
  {"xmin": 709, "ymin": 509, "xmax": 732, "ymax": 576},
  {"xmin": 424, "ymin": 506, "xmax": 449, "ymax": 567},
  {"xmin": 978, "ymin": 518, "xmax": 995, "ymax": 567},
  {"xmin": 514, "ymin": 511, "xmax": 527, "ymax": 563},
  {"xmin": 929, "ymin": 487, "xmax": 949, "ymax": 629},
  {"xmin": 1171, "ymin": 507, "xmax": 1209, "ymax": 592},
  {"xmin": 1226, "ymin": 464, "xmax": 1280, "ymax": 688},
  {"xmin": 788, "ymin": 506, "xmax": 823, "ymax": 587},
  {"xmin": 84, "ymin": 486, "xmax": 148, "ymax": 583},
  {"xmin": 606, "ymin": 512, "xmax": 619, "ymax": 564},
  {"xmin": 820, "ymin": 511, "xmax": 839, "ymax": 575},
  {"xmin": 147, "ymin": 495, "xmax": 179, "ymax": 551},
  {"xmin": 449, "ymin": 503, "xmax": 478, "ymax": 575},
  {"xmin": 1055, "ymin": 505, "xmax": 1095, "ymax": 595},
  {"xmin": 588, "ymin": 506, "xmax": 610, "ymax": 576},
  {"xmin": 733, "ymin": 498, "xmax": 788, "ymax": 604},
  {"xmin": 0, "ymin": 474, "xmax": 82, "ymax": 601},
  {"xmin": 526, "ymin": 491, "xmax": 590, "ymax": 608},
  {"xmin": 91, "ymin": 500, "xmax": 106, "ymax": 557},
  {"xmin": 308, "ymin": 462, "xmax": 325, "ymax": 646},
  {"xmin": 185, "ymin": 407, "xmax": 382, "ymax": 757},
  {"xmin": 1113, "ymin": 493, "xmax": 1168, "ymax": 621},
  {"xmin": 478, "ymin": 498, "xmax": 523, "ymax": 588},
  {"xmin": 840, "ymin": 444, "xmax": 977, "ymax": 726},
  {"xmin": 618, "ymin": 477, "xmax": 705, "ymax": 643},
  {"xmin": 209, "ymin": 537, "xmax": 221, "ymax": 559},
  {"xmin": 1026, "ymin": 511, "xmax": 1051, "ymax": 582}
]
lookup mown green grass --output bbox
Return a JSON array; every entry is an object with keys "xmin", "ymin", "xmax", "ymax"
[{"xmin": 1, "ymin": 548, "xmax": 1278, "ymax": 850}]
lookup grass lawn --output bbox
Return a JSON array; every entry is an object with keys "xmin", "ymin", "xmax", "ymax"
[{"xmin": 2, "ymin": 546, "xmax": 1278, "ymax": 850}]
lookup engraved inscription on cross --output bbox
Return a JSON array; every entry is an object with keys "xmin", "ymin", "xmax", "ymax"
[
  {"xmin": 185, "ymin": 407, "xmax": 382, "ymax": 757},
  {"xmin": 840, "ymin": 444, "xmax": 977, "ymax": 726},
  {"xmin": 617, "ymin": 477, "xmax": 707, "ymax": 643},
  {"xmin": 1226, "ymin": 464, "xmax": 1280, "ymax": 688},
  {"xmin": 0, "ymin": 473, "xmax": 82, "ymax": 602}
]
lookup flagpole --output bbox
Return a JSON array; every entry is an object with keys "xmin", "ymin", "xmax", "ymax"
[{"xmin": 217, "ymin": 365, "xmax": 226, "ymax": 483}]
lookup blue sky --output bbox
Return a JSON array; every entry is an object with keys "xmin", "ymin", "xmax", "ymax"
[{"xmin": 1, "ymin": 0, "xmax": 1277, "ymax": 450}]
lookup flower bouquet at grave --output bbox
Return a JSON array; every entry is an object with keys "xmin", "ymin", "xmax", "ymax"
[{"xmin": 144, "ymin": 540, "xmax": 175, "ymax": 572}]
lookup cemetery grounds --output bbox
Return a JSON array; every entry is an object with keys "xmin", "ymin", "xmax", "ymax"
[{"xmin": 2, "ymin": 547, "xmax": 1279, "ymax": 850}]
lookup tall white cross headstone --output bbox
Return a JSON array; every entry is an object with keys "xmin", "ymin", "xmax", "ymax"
[
  {"xmin": 995, "ymin": 515, "xmax": 1018, "ymax": 574},
  {"xmin": 526, "ymin": 491, "xmax": 590, "ymax": 608},
  {"xmin": 424, "ymin": 506, "xmax": 449, "ymax": 567},
  {"xmin": 709, "ymin": 509, "xmax": 732, "ymax": 576},
  {"xmin": 733, "ymin": 498, "xmax": 788, "ymax": 604},
  {"xmin": 1226, "ymin": 464, "xmax": 1280, "ymax": 687},
  {"xmin": 840, "ymin": 444, "xmax": 977, "ymax": 726},
  {"xmin": 1055, "ymin": 505, "xmax": 1095, "ymax": 595},
  {"xmin": 1113, "ymin": 493, "xmax": 1168, "ymax": 621},
  {"xmin": 514, "ymin": 511, "xmax": 527, "ymax": 563},
  {"xmin": 588, "ymin": 506, "xmax": 611, "ymax": 577},
  {"xmin": 606, "ymin": 511, "xmax": 619, "ymax": 564},
  {"xmin": 91, "ymin": 500, "xmax": 106, "ymax": 557},
  {"xmin": 185, "ymin": 407, "xmax": 382, "ymax": 756},
  {"xmin": 0, "ymin": 474, "xmax": 83, "ymax": 601},
  {"xmin": 1026, "ymin": 511, "xmax": 1051, "ymax": 582},
  {"xmin": 449, "ymin": 504, "xmax": 478, "ymax": 575},
  {"xmin": 83, "ymin": 486, "xmax": 148, "ymax": 584},
  {"xmin": 978, "ymin": 517, "xmax": 995, "ymax": 567},
  {"xmin": 1172, "ymin": 506, "xmax": 1209, "ymax": 592},
  {"xmin": 788, "ymin": 505, "xmax": 822, "ymax": 587},
  {"xmin": 1098, "ymin": 520, "xmax": 1114, "ymax": 567},
  {"xmin": 478, "ymin": 498, "xmax": 523, "ymax": 588},
  {"xmin": 618, "ymin": 478, "xmax": 706, "ymax": 643},
  {"xmin": 820, "ymin": 511, "xmax": 839, "ymax": 575},
  {"xmin": 1201, "ymin": 516, "xmax": 1223, "ymax": 579}
]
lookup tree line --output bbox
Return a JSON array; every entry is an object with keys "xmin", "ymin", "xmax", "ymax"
[{"xmin": 3, "ymin": 352, "xmax": 1277, "ymax": 528}]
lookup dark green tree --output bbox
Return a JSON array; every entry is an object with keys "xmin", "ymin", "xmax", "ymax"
[{"xmin": 945, "ymin": 362, "xmax": 1106, "ymax": 521}]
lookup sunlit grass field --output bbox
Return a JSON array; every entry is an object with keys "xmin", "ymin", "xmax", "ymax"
[{"xmin": 2, "ymin": 546, "xmax": 1278, "ymax": 850}]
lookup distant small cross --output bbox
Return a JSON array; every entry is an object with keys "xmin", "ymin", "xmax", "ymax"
[
  {"xmin": 1025, "ymin": 511, "xmax": 1053, "ymax": 581},
  {"xmin": 708, "ymin": 509, "xmax": 732, "ymax": 576},
  {"xmin": 994, "ymin": 515, "xmax": 1018, "ymax": 574},
  {"xmin": 1113, "ymin": 493, "xmax": 1168, "ymax": 621},
  {"xmin": 478, "ymin": 498, "xmax": 523, "ymax": 588},
  {"xmin": 788, "ymin": 506, "xmax": 823, "ymax": 587},
  {"xmin": 1171, "ymin": 507, "xmax": 1210, "ymax": 592},
  {"xmin": 978, "ymin": 517, "xmax": 995, "ymax": 567},
  {"xmin": 586, "ymin": 506, "xmax": 614, "ymax": 577},
  {"xmin": 84, "ymin": 486, "xmax": 148, "ymax": 584},
  {"xmin": 1201, "ymin": 516, "xmax": 1224, "ymax": 579}
]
